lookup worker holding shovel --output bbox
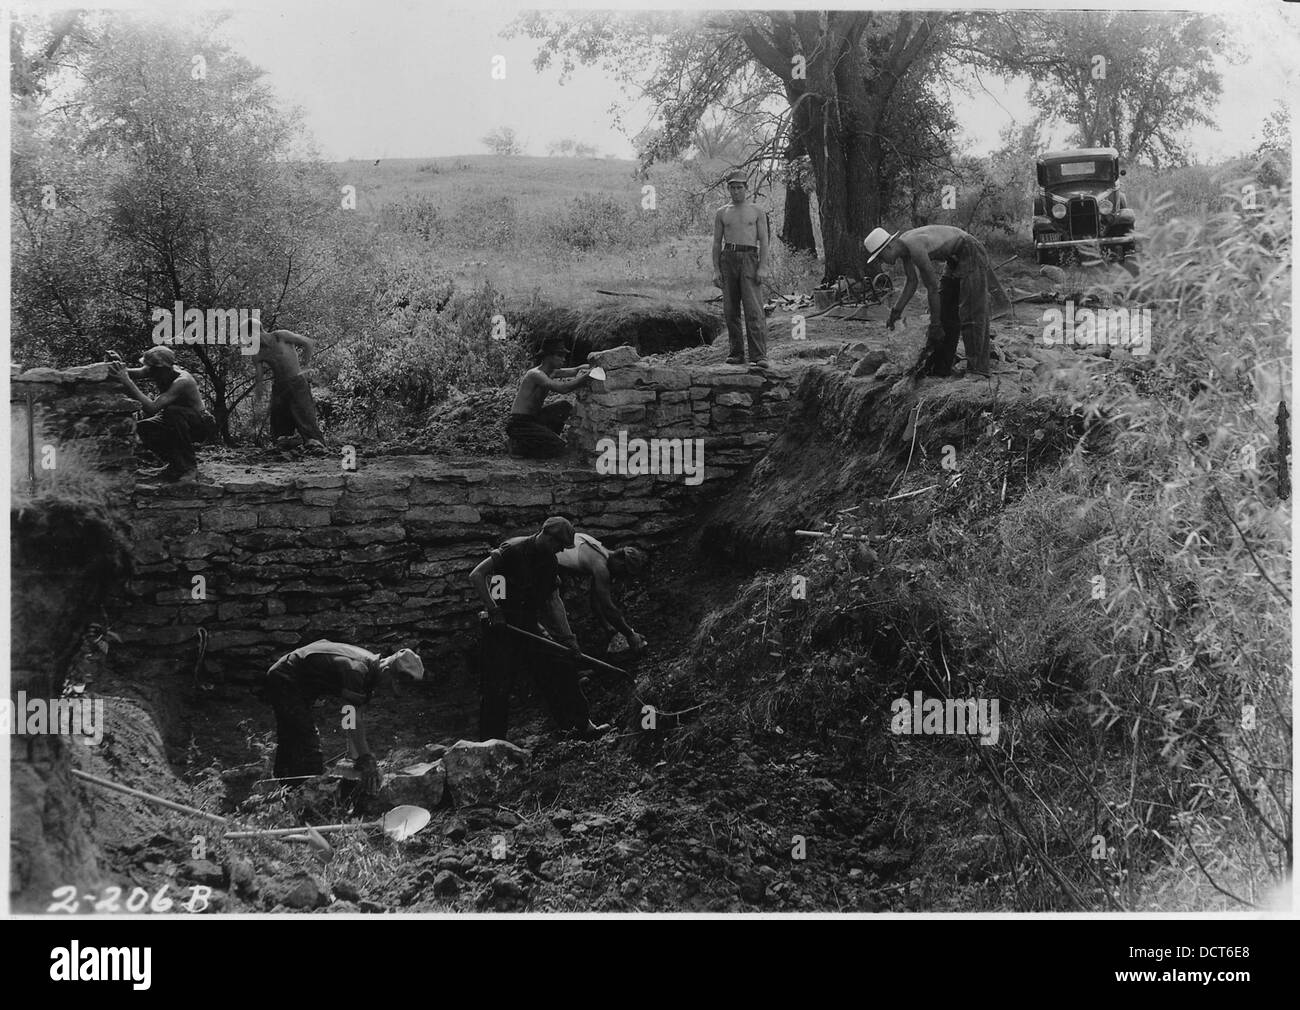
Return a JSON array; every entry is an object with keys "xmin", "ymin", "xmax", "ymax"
[
  {"xmin": 470, "ymin": 516, "xmax": 612, "ymax": 742},
  {"xmin": 255, "ymin": 640, "xmax": 425, "ymax": 793}
]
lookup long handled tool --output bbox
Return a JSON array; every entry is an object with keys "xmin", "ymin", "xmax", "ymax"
[
  {"xmin": 72, "ymin": 769, "xmax": 232, "ymax": 827},
  {"xmin": 484, "ymin": 616, "xmax": 634, "ymax": 683},
  {"xmin": 73, "ymin": 768, "xmax": 428, "ymax": 843},
  {"xmin": 223, "ymin": 805, "xmax": 430, "ymax": 842}
]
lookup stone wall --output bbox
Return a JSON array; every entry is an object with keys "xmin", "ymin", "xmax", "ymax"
[
  {"xmin": 10, "ymin": 363, "xmax": 139, "ymax": 492},
  {"xmin": 569, "ymin": 346, "xmax": 792, "ymax": 479},
  {"xmin": 117, "ymin": 455, "xmax": 710, "ymax": 680},
  {"xmin": 11, "ymin": 348, "xmax": 796, "ymax": 686}
]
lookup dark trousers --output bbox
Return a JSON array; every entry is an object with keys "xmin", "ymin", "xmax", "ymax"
[
  {"xmin": 920, "ymin": 271, "xmax": 987, "ymax": 379},
  {"xmin": 506, "ymin": 402, "xmax": 573, "ymax": 459},
  {"xmin": 720, "ymin": 249, "xmax": 767, "ymax": 361},
  {"xmin": 271, "ymin": 374, "xmax": 324, "ymax": 443},
  {"xmin": 262, "ymin": 675, "xmax": 324, "ymax": 778},
  {"xmin": 136, "ymin": 405, "xmax": 215, "ymax": 474},
  {"xmin": 478, "ymin": 617, "xmax": 591, "ymax": 741}
]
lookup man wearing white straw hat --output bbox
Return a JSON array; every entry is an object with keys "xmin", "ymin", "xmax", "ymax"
[
  {"xmin": 864, "ymin": 224, "xmax": 1010, "ymax": 377},
  {"xmin": 256, "ymin": 640, "xmax": 425, "ymax": 794}
]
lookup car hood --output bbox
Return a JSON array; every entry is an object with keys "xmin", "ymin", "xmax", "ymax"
[{"xmin": 1046, "ymin": 183, "xmax": 1118, "ymax": 200}]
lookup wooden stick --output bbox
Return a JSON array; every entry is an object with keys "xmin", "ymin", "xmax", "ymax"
[
  {"xmin": 794, "ymin": 530, "xmax": 881, "ymax": 542},
  {"xmin": 499, "ymin": 622, "xmax": 634, "ymax": 681},
  {"xmin": 223, "ymin": 821, "xmax": 376, "ymax": 839},
  {"xmin": 883, "ymin": 485, "xmax": 938, "ymax": 501},
  {"xmin": 72, "ymin": 768, "xmax": 229, "ymax": 826}
]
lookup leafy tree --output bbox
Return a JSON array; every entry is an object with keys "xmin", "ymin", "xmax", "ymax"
[
  {"xmin": 1012, "ymin": 12, "xmax": 1230, "ymax": 168},
  {"xmin": 481, "ymin": 125, "xmax": 523, "ymax": 155},
  {"xmin": 513, "ymin": 10, "xmax": 958, "ymax": 283},
  {"xmin": 10, "ymin": 14, "xmax": 365, "ymax": 441}
]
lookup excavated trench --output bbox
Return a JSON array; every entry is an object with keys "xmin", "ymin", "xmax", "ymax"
[{"xmin": 11, "ymin": 338, "xmax": 1095, "ymax": 911}]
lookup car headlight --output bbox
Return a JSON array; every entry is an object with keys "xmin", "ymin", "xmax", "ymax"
[
  {"xmin": 1051, "ymin": 203, "xmax": 1066, "ymax": 220},
  {"xmin": 1098, "ymin": 199, "xmax": 1113, "ymax": 214}
]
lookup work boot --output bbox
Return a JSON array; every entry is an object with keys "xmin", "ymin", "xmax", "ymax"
[
  {"xmin": 725, "ymin": 356, "xmax": 745, "ymax": 365},
  {"xmin": 303, "ymin": 438, "xmax": 326, "ymax": 453},
  {"xmin": 274, "ymin": 434, "xmax": 303, "ymax": 450}
]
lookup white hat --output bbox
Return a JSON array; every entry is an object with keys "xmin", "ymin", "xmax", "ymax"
[
  {"xmin": 863, "ymin": 228, "xmax": 901, "ymax": 264},
  {"xmin": 387, "ymin": 648, "xmax": 424, "ymax": 681}
]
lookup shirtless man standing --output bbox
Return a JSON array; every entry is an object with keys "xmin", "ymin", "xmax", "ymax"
[
  {"xmin": 864, "ymin": 224, "xmax": 1011, "ymax": 378},
  {"xmin": 505, "ymin": 338, "xmax": 592, "ymax": 459},
  {"xmin": 251, "ymin": 326, "xmax": 326, "ymax": 451},
  {"xmin": 712, "ymin": 171, "xmax": 770, "ymax": 367},
  {"xmin": 107, "ymin": 346, "xmax": 215, "ymax": 484}
]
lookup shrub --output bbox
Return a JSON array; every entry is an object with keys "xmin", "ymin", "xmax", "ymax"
[{"xmin": 542, "ymin": 192, "xmax": 628, "ymax": 251}]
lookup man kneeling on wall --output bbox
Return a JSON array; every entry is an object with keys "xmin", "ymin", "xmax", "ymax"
[{"xmin": 506, "ymin": 338, "xmax": 592, "ymax": 458}]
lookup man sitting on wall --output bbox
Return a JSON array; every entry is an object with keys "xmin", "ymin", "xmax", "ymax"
[
  {"xmin": 107, "ymin": 347, "xmax": 216, "ymax": 484},
  {"xmin": 506, "ymin": 338, "xmax": 592, "ymax": 458}
]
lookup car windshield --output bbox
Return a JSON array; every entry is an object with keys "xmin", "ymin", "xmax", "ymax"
[{"xmin": 1045, "ymin": 159, "xmax": 1114, "ymax": 184}]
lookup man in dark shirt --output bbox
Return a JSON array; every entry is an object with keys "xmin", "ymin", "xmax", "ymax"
[
  {"xmin": 469, "ymin": 516, "xmax": 610, "ymax": 741},
  {"xmin": 257, "ymin": 640, "xmax": 424, "ymax": 793}
]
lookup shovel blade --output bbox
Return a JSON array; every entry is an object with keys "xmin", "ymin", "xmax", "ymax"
[
  {"xmin": 381, "ymin": 804, "xmax": 430, "ymax": 841},
  {"xmin": 588, "ymin": 366, "xmax": 606, "ymax": 381}
]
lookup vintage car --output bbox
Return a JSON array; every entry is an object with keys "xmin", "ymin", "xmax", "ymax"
[{"xmin": 1032, "ymin": 147, "xmax": 1136, "ymax": 265}]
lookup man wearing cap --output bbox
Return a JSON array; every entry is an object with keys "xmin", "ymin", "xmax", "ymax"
[
  {"xmin": 556, "ymin": 533, "xmax": 649, "ymax": 657},
  {"xmin": 250, "ymin": 325, "xmax": 326, "ymax": 453},
  {"xmin": 106, "ymin": 347, "xmax": 217, "ymax": 483},
  {"xmin": 256, "ymin": 640, "xmax": 425, "ymax": 794},
  {"xmin": 470, "ymin": 517, "xmax": 610, "ymax": 741},
  {"xmin": 864, "ymin": 224, "xmax": 1011, "ymax": 377},
  {"xmin": 712, "ymin": 172, "xmax": 770, "ymax": 367},
  {"xmin": 506, "ymin": 338, "xmax": 592, "ymax": 458}
]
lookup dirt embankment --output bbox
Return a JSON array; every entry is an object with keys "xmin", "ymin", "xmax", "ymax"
[{"xmin": 10, "ymin": 500, "xmax": 134, "ymax": 908}]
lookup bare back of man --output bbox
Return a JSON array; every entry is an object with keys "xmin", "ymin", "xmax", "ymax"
[
  {"xmin": 253, "ymin": 329, "xmax": 308, "ymax": 381},
  {"xmin": 146, "ymin": 367, "xmax": 206, "ymax": 412},
  {"xmin": 893, "ymin": 225, "xmax": 970, "ymax": 318},
  {"xmin": 510, "ymin": 368, "xmax": 555, "ymax": 417},
  {"xmin": 252, "ymin": 328, "xmax": 324, "ymax": 448}
]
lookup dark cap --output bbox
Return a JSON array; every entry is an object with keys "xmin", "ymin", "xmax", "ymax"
[
  {"xmin": 726, "ymin": 171, "xmax": 747, "ymax": 185},
  {"xmin": 541, "ymin": 516, "xmax": 576, "ymax": 548},
  {"xmin": 139, "ymin": 346, "xmax": 177, "ymax": 367}
]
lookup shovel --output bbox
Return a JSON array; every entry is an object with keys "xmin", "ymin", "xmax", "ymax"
[
  {"xmin": 222, "ymin": 805, "xmax": 431, "ymax": 843},
  {"xmin": 481, "ymin": 614, "xmax": 635, "ymax": 682}
]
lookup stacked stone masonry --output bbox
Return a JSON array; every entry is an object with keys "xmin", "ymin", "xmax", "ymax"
[{"xmin": 11, "ymin": 346, "xmax": 794, "ymax": 682}]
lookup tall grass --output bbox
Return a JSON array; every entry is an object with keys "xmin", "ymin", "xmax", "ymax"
[
  {"xmin": 10, "ymin": 409, "xmax": 117, "ymax": 511},
  {"xmin": 679, "ymin": 182, "xmax": 1291, "ymax": 910}
]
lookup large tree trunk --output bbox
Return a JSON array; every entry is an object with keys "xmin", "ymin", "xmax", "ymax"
[
  {"xmin": 780, "ymin": 184, "xmax": 816, "ymax": 255},
  {"xmin": 740, "ymin": 11, "xmax": 934, "ymax": 284}
]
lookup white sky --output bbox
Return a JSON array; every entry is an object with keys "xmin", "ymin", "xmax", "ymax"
[{"xmin": 11, "ymin": 2, "xmax": 1300, "ymax": 162}]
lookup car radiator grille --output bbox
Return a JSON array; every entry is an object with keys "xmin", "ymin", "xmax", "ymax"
[{"xmin": 1067, "ymin": 198, "xmax": 1100, "ymax": 239}]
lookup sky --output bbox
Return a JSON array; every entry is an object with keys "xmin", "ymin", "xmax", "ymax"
[{"xmin": 12, "ymin": 2, "xmax": 1300, "ymax": 163}]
